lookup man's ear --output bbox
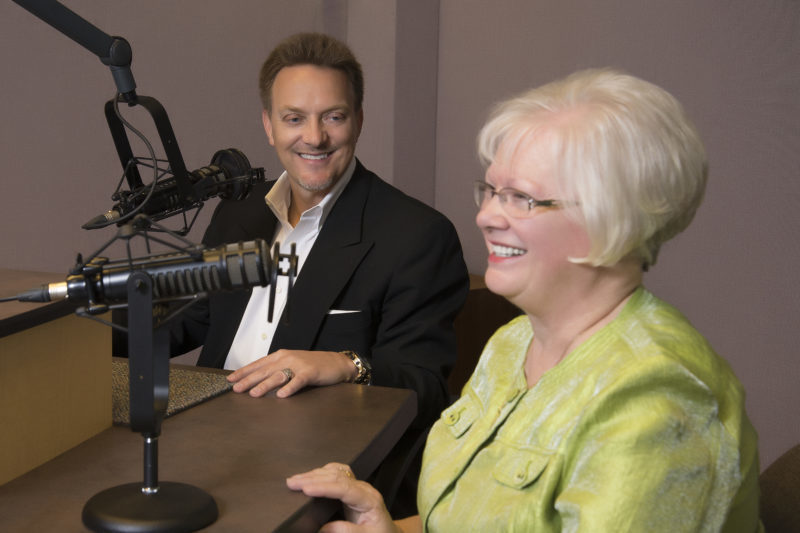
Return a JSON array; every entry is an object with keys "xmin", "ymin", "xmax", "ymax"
[
  {"xmin": 355, "ymin": 107, "xmax": 364, "ymax": 140},
  {"xmin": 262, "ymin": 109, "xmax": 275, "ymax": 146}
]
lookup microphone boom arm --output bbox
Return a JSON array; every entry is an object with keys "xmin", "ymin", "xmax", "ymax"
[{"xmin": 11, "ymin": 0, "xmax": 136, "ymax": 101}]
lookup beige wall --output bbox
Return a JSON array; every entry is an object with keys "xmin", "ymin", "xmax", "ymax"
[{"xmin": 1, "ymin": 0, "xmax": 797, "ymax": 469}]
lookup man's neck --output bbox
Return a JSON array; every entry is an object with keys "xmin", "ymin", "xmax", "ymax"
[{"xmin": 287, "ymin": 187, "xmax": 325, "ymax": 227}]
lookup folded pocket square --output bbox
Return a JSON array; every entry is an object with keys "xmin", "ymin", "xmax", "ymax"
[{"xmin": 327, "ymin": 309, "xmax": 361, "ymax": 315}]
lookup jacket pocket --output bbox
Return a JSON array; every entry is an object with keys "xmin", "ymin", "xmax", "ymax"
[
  {"xmin": 322, "ymin": 310, "xmax": 370, "ymax": 333},
  {"xmin": 492, "ymin": 447, "xmax": 552, "ymax": 489}
]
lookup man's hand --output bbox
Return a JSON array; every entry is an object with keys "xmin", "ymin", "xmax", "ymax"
[
  {"xmin": 226, "ymin": 349, "xmax": 357, "ymax": 398},
  {"xmin": 286, "ymin": 463, "xmax": 403, "ymax": 533}
]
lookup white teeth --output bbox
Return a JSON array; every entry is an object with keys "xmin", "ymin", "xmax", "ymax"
[
  {"xmin": 300, "ymin": 153, "xmax": 330, "ymax": 160},
  {"xmin": 492, "ymin": 244, "xmax": 526, "ymax": 257}
]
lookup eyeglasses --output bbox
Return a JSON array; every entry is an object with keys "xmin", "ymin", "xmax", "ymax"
[{"xmin": 473, "ymin": 180, "xmax": 564, "ymax": 218}]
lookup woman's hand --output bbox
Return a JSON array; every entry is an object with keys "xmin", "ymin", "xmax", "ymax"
[{"xmin": 286, "ymin": 463, "xmax": 400, "ymax": 532}]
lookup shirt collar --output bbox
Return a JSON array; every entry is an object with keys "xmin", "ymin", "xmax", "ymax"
[{"xmin": 265, "ymin": 158, "xmax": 356, "ymax": 229}]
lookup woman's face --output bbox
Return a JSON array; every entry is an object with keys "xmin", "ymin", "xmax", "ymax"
[{"xmin": 476, "ymin": 135, "xmax": 592, "ymax": 315}]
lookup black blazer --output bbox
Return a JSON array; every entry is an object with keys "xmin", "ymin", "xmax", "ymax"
[{"xmin": 171, "ymin": 160, "xmax": 469, "ymax": 427}]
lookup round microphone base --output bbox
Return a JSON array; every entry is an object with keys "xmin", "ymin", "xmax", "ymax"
[{"xmin": 82, "ymin": 481, "xmax": 218, "ymax": 533}]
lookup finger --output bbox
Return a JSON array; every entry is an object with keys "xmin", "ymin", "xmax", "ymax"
[
  {"xmin": 287, "ymin": 466, "xmax": 364, "ymax": 504},
  {"xmin": 275, "ymin": 373, "xmax": 308, "ymax": 398},
  {"xmin": 230, "ymin": 368, "xmax": 271, "ymax": 393},
  {"xmin": 324, "ymin": 462, "xmax": 353, "ymax": 476},
  {"xmin": 287, "ymin": 475, "xmax": 361, "ymax": 502},
  {"xmin": 286, "ymin": 464, "xmax": 343, "ymax": 485},
  {"xmin": 230, "ymin": 366, "xmax": 283, "ymax": 395},
  {"xmin": 247, "ymin": 371, "xmax": 289, "ymax": 397},
  {"xmin": 286, "ymin": 463, "xmax": 352, "ymax": 492},
  {"xmin": 227, "ymin": 357, "xmax": 268, "ymax": 382},
  {"xmin": 319, "ymin": 521, "xmax": 357, "ymax": 533}
]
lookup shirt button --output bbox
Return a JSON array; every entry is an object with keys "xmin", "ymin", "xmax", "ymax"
[
  {"xmin": 444, "ymin": 411, "xmax": 460, "ymax": 425},
  {"xmin": 277, "ymin": 286, "xmax": 283, "ymax": 294},
  {"xmin": 261, "ymin": 333, "xmax": 267, "ymax": 340}
]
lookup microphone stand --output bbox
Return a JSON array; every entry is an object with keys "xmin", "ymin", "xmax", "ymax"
[
  {"xmin": 69, "ymin": 215, "xmax": 298, "ymax": 533},
  {"xmin": 77, "ymin": 217, "xmax": 215, "ymax": 532},
  {"xmin": 81, "ymin": 269, "xmax": 217, "ymax": 533}
]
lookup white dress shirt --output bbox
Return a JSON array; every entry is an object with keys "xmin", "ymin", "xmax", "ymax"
[{"xmin": 223, "ymin": 159, "xmax": 356, "ymax": 370}]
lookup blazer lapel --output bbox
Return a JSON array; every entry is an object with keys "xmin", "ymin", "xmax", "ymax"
[{"xmin": 271, "ymin": 162, "xmax": 374, "ymax": 350}]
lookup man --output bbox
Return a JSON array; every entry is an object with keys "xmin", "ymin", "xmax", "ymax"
[{"xmin": 170, "ymin": 32, "xmax": 469, "ymax": 513}]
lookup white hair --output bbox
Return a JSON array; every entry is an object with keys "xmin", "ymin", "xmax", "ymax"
[{"xmin": 477, "ymin": 68, "xmax": 708, "ymax": 269}]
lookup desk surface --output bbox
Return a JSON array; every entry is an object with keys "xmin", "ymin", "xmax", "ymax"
[{"xmin": 0, "ymin": 383, "xmax": 416, "ymax": 532}]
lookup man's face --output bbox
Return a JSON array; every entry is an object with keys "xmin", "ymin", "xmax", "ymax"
[{"xmin": 263, "ymin": 65, "xmax": 363, "ymax": 202}]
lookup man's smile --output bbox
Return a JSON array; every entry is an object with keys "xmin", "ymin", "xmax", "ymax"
[{"xmin": 299, "ymin": 152, "xmax": 333, "ymax": 160}]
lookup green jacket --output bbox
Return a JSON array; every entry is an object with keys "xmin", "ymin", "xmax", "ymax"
[{"xmin": 419, "ymin": 287, "xmax": 762, "ymax": 532}]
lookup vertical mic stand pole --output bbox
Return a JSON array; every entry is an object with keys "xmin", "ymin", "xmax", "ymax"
[{"xmin": 82, "ymin": 272, "xmax": 217, "ymax": 533}]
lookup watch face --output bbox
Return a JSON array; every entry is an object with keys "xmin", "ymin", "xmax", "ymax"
[{"xmin": 340, "ymin": 350, "xmax": 371, "ymax": 384}]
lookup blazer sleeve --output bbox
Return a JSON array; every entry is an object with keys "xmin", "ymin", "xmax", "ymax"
[{"xmin": 367, "ymin": 213, "xmax": 469, "ymax": 429}]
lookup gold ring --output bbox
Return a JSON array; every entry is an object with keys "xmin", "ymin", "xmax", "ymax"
[
  {"xmin": 340, "ymin": 467, "xmax": 353, "ymax": 479},
  {"xmin": 281, "ymin": 368, "xmax": 294, "ymax": 381}
]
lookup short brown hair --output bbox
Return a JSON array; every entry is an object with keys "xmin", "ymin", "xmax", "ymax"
[{"xmin": 258, "ymin": 32, "xmax": 364, "ymax": 113}]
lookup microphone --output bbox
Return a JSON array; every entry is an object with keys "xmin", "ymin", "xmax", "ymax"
[
  {"xmin": 14, "ymin": 240, "xmax": 294, "ymax": 312},
  {"xmin": 82, "ymin": 148, "xmax": 265, "ymax": 229}
]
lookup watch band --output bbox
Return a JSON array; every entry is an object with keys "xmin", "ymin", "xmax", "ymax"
[{"xmin": 340, "ymin": 350, "xmax": 372, "ymax": 385}]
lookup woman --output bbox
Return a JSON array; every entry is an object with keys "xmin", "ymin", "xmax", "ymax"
[{"xmin": 287, "ymin": 69, "xmax": 762, "ymax": 532}]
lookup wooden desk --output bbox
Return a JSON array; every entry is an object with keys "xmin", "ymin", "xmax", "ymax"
[
  {"xmin": 0, "ymin": 382, "xmax": 416, "ymax": 532},
  {"xmin": 0, "ymin": 269, "xmax": 111, "ymax": 485}
]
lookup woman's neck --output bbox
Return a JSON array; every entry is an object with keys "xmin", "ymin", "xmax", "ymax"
[{"xmin": 524, "ymin": 261, "xmax": 642, "ymax": 387}]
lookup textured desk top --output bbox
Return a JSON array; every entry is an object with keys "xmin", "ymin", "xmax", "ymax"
[{"xmin": 111, "ymin": 359, "xmax": 233, "ymax": 425}]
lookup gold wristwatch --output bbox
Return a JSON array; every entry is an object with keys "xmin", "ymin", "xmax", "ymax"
[{"xmin": 340, "ymin": 350, "xmax": 372, "ymax": 385}]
